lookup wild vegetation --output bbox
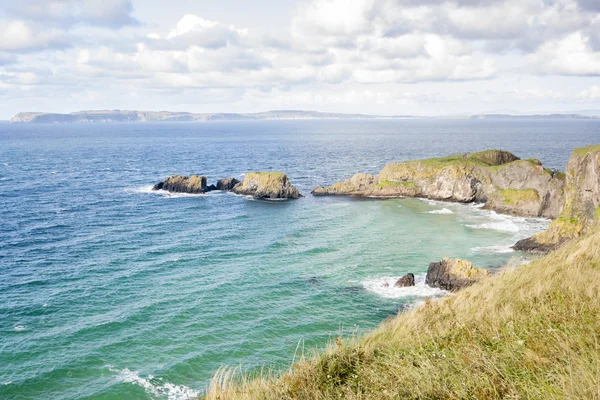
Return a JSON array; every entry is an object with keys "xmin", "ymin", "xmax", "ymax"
[{"xmin": 203, "ymin": 229, "xmax": 600, "ymax": 399}]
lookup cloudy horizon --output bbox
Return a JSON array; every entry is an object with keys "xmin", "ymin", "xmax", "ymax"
[{"xmin": 1, "ymin": 0, "xmax": 600, "ymax": 119}]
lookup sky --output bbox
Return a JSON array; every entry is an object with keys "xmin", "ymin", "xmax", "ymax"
[{"xmin": 1, "ymin": 0, "xmax": 600, "ymax": 119}]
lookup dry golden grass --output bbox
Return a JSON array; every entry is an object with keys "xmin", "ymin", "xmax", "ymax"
[{"xmin": 204, "ymin": 230, "xmax": 600, "ymax": 399}]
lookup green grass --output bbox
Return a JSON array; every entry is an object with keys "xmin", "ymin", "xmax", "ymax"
[
  {"xmin": 572, "ymin": 144, "xmax": 600, "ymax": 157},
  {"xmin": 204, "ymin": 229, "xmax": 600, "ymax": 400},
  {"xmin": 499, "ymin": 188, "xmax": 540, "ymax": 205}
]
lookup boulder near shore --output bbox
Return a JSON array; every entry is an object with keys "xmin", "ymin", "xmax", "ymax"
[{"xmin": 426, "ymin": 258, "xmax": 490, "ymax": 292}]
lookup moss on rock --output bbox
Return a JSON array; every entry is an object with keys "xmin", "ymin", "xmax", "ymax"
[{"xmin": 499, "ymin": 188, "xmax": 540, "ymax": 205}]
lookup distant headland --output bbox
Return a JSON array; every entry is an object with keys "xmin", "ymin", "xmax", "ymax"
[{"xmin": 9, "ymin": 109, "xmax": 600, "ymax": 123}]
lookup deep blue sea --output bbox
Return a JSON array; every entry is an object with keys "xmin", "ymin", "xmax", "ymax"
[{"xmin": 1, "ymin": 119, "xmax": 598, "ymax": 399}]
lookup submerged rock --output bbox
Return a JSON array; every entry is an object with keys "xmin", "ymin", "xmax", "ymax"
[
  {"xmin": 217, "ymin": 178, "xmax": 240, "ymax": 191},
  {"xmin": 513, "ymin": 144, "xmax": 600, "ymax": 252},
  {"xmin": 312, "ymin": 150, "xmax": 565, "ymax": 219},
  {"xmin": 426, "ymin": 258, "xmax": 490, "ymax": 292},
  {"xmin": 394, "ymin": 273, "xmax": 415, "ymax": 287},
  {"xmin": 232, "ymin": 172, "xmax": 302, "ymax": 199},
  {"xmin": 153, "ymin": 175, "xmax": 207, "ymax": 194}
]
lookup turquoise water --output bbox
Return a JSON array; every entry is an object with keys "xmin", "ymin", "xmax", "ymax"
[{"xmin": 1, "ymin": 119, "xmax": 599, "ymax": 399}]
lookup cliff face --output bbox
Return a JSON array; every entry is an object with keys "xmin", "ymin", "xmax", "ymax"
[
  {"xmin": 514, "ymin": 145, "xmax": 600, "ymax": 252},
  {"xmin": 231, "ymin": 172, "xmax": 302, "ymax": 199},
  {"xmin": 313, "ymin": 150, "xmax": 565, "ymax": 218}
]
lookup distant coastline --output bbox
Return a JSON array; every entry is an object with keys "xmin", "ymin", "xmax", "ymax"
[{"xmin": 9, "ymin": 109, "xmax": 600, "ymax": 123}]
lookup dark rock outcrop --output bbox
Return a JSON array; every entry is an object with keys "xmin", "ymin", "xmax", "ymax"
[
  {"xmin": 513, "ymin": 144, "xmax": 600, "ymax": 252},
  {"xmin": 312, "ymin": 150, "xmax": 565, "ymax": 219},
  {"xmin": 153, "ymin": 175, "xmax": 207, "ymax": 194},
  {"xmin": 426, "ymin": 258, "xmax": 490, "ymax": 292},
  {"xmin": 231, "ymin": 172, "xmax": 302, "ymax": 199},
  {"xmin": 394, "ymin": 273, "xmax": 415, "ymax": 287},
  {"xmin": 217, "ymin": 178, "xmax": 240, "ymax": 191}
]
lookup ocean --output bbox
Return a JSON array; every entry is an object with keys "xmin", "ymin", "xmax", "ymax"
[{"xmin": 1, "ymin": 119, "xmax": 598, "ymax": 399}]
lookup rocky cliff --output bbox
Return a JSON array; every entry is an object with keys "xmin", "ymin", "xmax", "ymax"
[
  {"xmin": 313, "ymin": 150, "xmax": 565, "ymax": 218},
  {"xmin": 231, "ymin": 172, "xmax": 302, "ymax": 199},
  {"xmin": 513, "ymin": 144, "xmax": 600, "ymax": 252}
]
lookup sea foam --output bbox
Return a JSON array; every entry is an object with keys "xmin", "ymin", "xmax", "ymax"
[
  {"xmin": 111, "ymin": 367, "xmax": 199, "ymax": 400},
  {"xmin": 428, "ymin": 208, "xmax": 454, "ymax": 214},
  {"xmin": 362, "ymin": 275, "xmax": 446, "ymax": 299}
]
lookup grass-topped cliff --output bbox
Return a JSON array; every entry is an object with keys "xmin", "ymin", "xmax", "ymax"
[
  {"xmin": 313, "ymin": 149, "xmax": 565, "ymax": 218},
  {"xmin": 205, "ymin": 229, "xmax": 600, "ymax": 399}
]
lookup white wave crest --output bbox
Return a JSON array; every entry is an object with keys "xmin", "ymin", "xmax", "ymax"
[
  {"xmin": 111, "ymin": 367, "xmax": 199, "ymax": 400},
  {"xmin": 471, "ymin": 245, "xmax": 514, "ymax": 254},
  {"xmin": 126, "ymin": 186, "xmax": 209, "ymax": 198},
  {"xmin": 428, "ymin": 208, "xmax": 453, "ymax": 214},
  {"xmin": 362, "ymin": 275, "xmax": 446, "ymax": 299},
  {"xmin": 466, "ymin": 220, "xmax": 520, "ymax": 232},
  {"xmin": 14, "ymin": 325, "xmax": 26, "ymax": 331}
]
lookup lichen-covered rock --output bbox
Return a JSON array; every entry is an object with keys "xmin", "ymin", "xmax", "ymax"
[
  {"xmin": 153, "ymin": 175, "xmax": 207, "ymax": 194},
  {"xmin": 312, "ymin": 173, "xmax": 376, "ymax": 195},
  {"xmin": 217, "ymin": 178, "xmax": 240, "ymax": 191},
  {"xmin": 426, "ymin": 258, "xmax": 490, "ymax": 292},
  {"xmin": 312, "ymin": 150, "xmax": 565, "ymax": 218},
  {"xmin": 513, "ymin": 144, "xmax": 600, "ymax": 252},
  {"xmin": 394, "ymin": 273, "xmax": 415, "ymax": 287},
  {"xmin": 232, "ymin": 172, "xmax": 302, "ymax": 199}
]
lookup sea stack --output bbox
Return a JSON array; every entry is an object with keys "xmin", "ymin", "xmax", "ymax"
[
  {"xmin": 231, "ymin": 172, "xmax": 302, "ymax": 199},
  {"xmin": 153, "ymin": 175, "xmax": 208, "ymax": 194}
]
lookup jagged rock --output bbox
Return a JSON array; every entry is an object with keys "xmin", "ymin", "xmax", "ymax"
[
  {"xmin": 153, "ymin": 175, "xmax": 207, "ymax": 194},
  {"xmin": 394, "ymin": 273, "xmax": 415, "ymax": 287},
  {"xmin": 513, "ymin": 144, "xmax": 600, "ymax": 252},
  {"xmin": 217, "ymin": 178, "xmax": 240, "ymax": 191},
  {"xmin": 312, "ymin": 150, "xmax": 565, "ymax": 218},
  {"xmin": 231, "ymin": 172, "xmax": 302, "ymax": 199},
  {"xmin": 426, "ymin": 258, "xmax": 490, "ymax": 292}
]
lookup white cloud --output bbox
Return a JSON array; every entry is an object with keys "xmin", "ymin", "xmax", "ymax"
[
  {"xmin": 579, "ymin": 85, "xmax": 600, "ymax": 100},
  {"xmin": 0, "ymin": 20, "xmax": 71, "ymax": 52},
  {"xmin": 530, "ymin": 32, "xmax": 600, "ymax": 75},
  {"xmin": 2, "ymin": 0, "xmax": 138, "ymax": 28},
  {"xmin": 1, "ymin": 0, "xmax": 600, "ymax": 118}
]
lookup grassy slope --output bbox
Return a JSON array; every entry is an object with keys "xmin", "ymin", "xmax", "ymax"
[{"xmin": 205, "ymin": 231, "xmax": 600, "ymax": 399}]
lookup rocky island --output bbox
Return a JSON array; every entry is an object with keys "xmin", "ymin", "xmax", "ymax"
[{"xmin": 153, "ymin": 172, "xmax": 302, "ymax": 199}]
